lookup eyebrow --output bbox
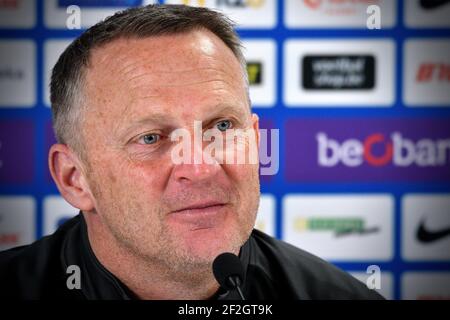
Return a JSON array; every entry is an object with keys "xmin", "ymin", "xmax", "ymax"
[
  {"xmin": 116, "ymin": 113, "xmax": 174, "ymax": 141},
  {"xmin": 206, "ymin": 104, "xmax": 250, "ymax": 122},
  {"xmin": 126, "ymin": 113, "xmax": 174, "ymax": 128},
  {"xmin": 119, "ymin": 103, "xmax": 249, "ymax": 139}
]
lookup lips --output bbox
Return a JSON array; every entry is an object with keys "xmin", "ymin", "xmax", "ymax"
[
  {"xmin": 168, "ymin": 201, "xmax": 228, "ymax": 230},
  {"xmin": 171, "ymin": 201, "xmax": 226, "ymax": 214}
]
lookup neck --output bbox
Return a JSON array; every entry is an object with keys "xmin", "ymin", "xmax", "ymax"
[{"xmin": 83, "ymin": 213, "xmax": 220, "ymax": 300}]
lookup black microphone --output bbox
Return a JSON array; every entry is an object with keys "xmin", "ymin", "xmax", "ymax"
[{"xmin": 212, "ymin": 252, "xmax": 246, "ymax": 300}]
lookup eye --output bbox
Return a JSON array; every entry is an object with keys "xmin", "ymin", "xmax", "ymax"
[
  {"xmin": 138, "ymin": 133, "xmax": 160, "ymax": 145},
  {"xmin": 216, "ymin": 120, "xmax": 232, "ymax": 132}
]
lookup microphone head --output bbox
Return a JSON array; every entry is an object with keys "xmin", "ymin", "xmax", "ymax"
[{"xmin": 212, "ymin": 252, "xmax": 245, "ymax": 291}]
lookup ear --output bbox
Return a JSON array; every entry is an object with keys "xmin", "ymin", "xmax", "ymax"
[{"xmin": 48, "ymin": 144, "xmax": 95, "ymax": 212}]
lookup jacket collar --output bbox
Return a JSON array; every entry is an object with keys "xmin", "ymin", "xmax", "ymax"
[{"xmin": 62, "ymin": 212, "xmax": 251, "ymax": 300}]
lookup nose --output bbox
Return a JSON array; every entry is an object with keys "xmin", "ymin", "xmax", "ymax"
[
  {"xmin": 170, "ymin": 132, "xmax": 222, "ymax": 183},
  {"xmin": 172, "ymin": 161, "xmax": 221, "ymax": 183}
]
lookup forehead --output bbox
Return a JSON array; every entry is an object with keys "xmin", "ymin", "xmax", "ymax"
[
  {"xmin": 90, "ymin": 30, "xmax": 237, "ymax": 75},
  {"xmin": 83, "ymin": 30, "xmax": 247, "ymax": 123}
]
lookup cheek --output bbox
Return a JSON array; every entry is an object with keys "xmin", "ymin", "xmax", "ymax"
[
  {"xmin": 226, "ymin": 163, "xmax": 260, "ymax": 219},
  {"xmin": 90, "ymin": 152, "xmax": 171, "ymax": 202},
  {"xmin": 118, "ymin": 160, "xmax": 171, "ymax": 197},
  {"xmin": 223, "ymin": 163, "xmax": 260, "ymax": 197}
]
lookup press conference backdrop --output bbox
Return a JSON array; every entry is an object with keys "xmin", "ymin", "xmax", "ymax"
[{"xmin": 1, "ymin": 0, "xmax": 450, "ymax": 300}]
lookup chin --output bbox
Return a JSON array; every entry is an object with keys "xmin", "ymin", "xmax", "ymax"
[{"xmin": 180, "ymin": 227, "xmax": 244, "ymax": 263}]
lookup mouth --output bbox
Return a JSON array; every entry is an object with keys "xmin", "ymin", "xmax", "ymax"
[
  {"xmin": 169, "ymin": 202, "xmax": 229, "ymax": 229},
  {"xmin": 171, "ymin": 202, "xmax": 227, "ymax": 215}
]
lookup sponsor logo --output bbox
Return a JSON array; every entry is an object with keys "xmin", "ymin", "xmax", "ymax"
[
  {"xmin": 283, "ymin": 195, "xmax": 393, "ymax": 261},
  {"xmin": 405, "ymin": 1, "xmax": 450, "ymax": 27},
  {"xmin": 285, "ymin": 0, "xmax": 395, "ymax": 29},
  {"xmin": 246, "ymin": 61, "xmax": 263, "ymax": 85},
  {"xmin": 303, "ymin": 0, "xmax": 321, "ymax": 9},
  {"xmin": 402, "ymin": 194, "xmax": 450, "ymax": 261},
  {"xmin": 215, "ymin": 0, "xmax": 265, "ymax": 8},
  {"xmin": 294, "ymin": 216, "xmax": 380, "ymax": 237},
  {"xmin": 0, "ymin": 197, "xmax": 35, "ymax": 251},
  {"xmin": 0, "ymin": 230, "xmax": 19, "ymax": 247},
  {"xmin": 0, "ymin": 40, "xmax": 35, "ymax": 107},
  {"xmin": 286, "ymin": 119, "xmax": 450, "ymax": 182},
  {"xmin": 182, "ymin": 0, "xmax": 265, "ymax": 8},
  {"xmin": 182, "ymin": 0, "xmax": 206, "ymax": 5},
  {"xmin": 404, "ymin": 40, "xmax": 450, "ymax": 106},
  {"xmin": 317, "ymin": 132, "xmax": 450, "ymax": 168},
  {"xmin": 0, "ymin": 67, "xmax": 23, "ymax": 80},
  {"xmin": 402, "ymin": 273, "xmax": 450, "ymax": 299},
  {"xmin": 0, "ymin": 0, "xmax": 18, "ymax": 9},
  {"xmin": 416, "ymin": 63, "xmax": 450, "ymax": 83},
  {"xmin": 58, "ymin": 0, "xmax": 143, "ymax": 7},
  {"xmin": 285, "ymin": 0, "xmax": 396, "ymax": 29},
  {"xmin": 284, "ymin": 40, "xmax": 394, "ymax": 106},
  {"xmin": 303, "ymin": 0, "xmax": 381, "ymax": 15},
  {"xmin": 167, "ymin": 0, "xmax": 276, "ymax": 28},
  {"xmin": 417, "ymin": 219, "xmax": 450, "ymax": 243},
  {"xmin": 0, "ymin": 1, "xmax": 35, "ymax": 28},
  {"xmin": 302, "ymin": 55, "xmax": 375, "ymax": 90},
  {"xmin": 242, "ymin": 40, "xmax": 276, "ymax": 107},
  {"xmin": 420, "ymin": 0, "xmax": 450, "ymax": 9}
]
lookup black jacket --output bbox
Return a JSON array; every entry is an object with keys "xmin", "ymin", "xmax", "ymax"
[{"xmin": 0, "ymin": 213, "xmax": 383, "ymax": 300}]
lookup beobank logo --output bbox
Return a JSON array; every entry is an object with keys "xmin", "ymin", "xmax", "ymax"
[
  {"xmin": 285, "ymin": 118, "xmax": 450, "ymax": 182},
  {"xmin": 317, "ymin": 132, "xmax": 449, "ymax": 167}
]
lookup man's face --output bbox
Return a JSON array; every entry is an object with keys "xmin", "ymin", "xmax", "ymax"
[{"xmin": 81, "ymin": 30, "xmax": 260, "ymax": 271}]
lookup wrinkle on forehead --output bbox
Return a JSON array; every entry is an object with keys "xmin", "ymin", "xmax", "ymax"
[
  {"xmin": 82, "ymin": 30, "xmax": 248, "ymax": 139},
  {"xmin": 127, "ymin": 68, "xmax": 237, "ymax": 92},
  {"xmin": 86, "ymin": 31, "xmax": 244, "ymax": 99},
  {"xmin": 89, "ymin": 30, "xmax": 242, "ymax": 81}
]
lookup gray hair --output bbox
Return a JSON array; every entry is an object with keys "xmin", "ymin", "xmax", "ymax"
[{"xmin": 50, "ymin": 4, "xmax": 248, "ymax": 156}]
